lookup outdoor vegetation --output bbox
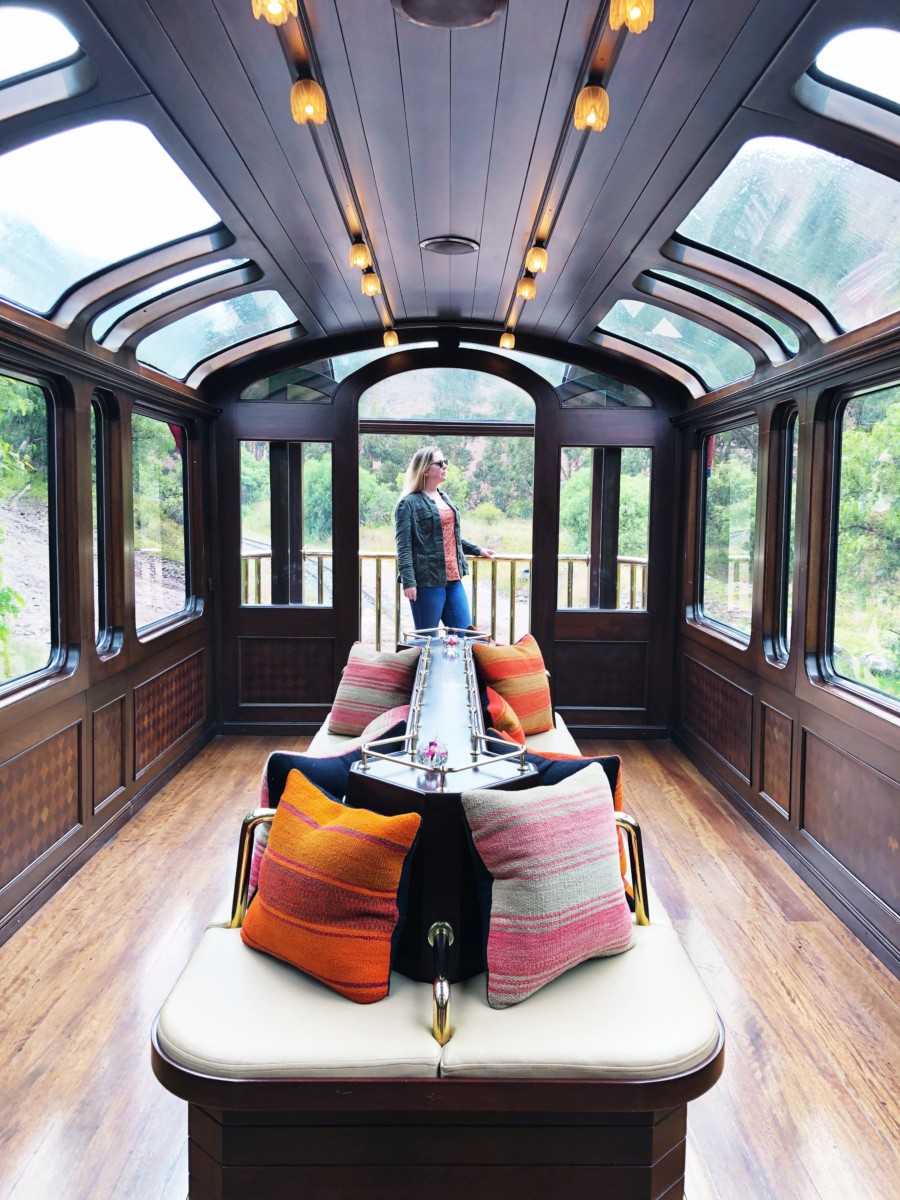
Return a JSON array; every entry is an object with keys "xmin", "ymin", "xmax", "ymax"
[
  {"xmin": 131, "ymin": 413, "xmax": 188, "ymax": 629},
  {"xmin": 0, "ymin": 373, "xmax": 50, "ymax": 686},
  {"xmin": 701, "ymin": 423, "xmax": 758, "ymax": 638},
  {"xmin": 832, "ymin": 385, "xmax": 900, "ymax": 699}
]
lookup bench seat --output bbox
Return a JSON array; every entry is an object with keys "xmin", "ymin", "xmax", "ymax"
[{"xmin": 307, "ymin": 710, "xmax": 582, "ymax": 758}]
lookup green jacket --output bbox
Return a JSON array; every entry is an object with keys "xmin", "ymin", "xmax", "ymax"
[{"xmin": 395, "ymin": 490, "xmax": 483, "ymax": 588}]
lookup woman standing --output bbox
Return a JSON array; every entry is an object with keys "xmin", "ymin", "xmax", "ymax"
[{"xmin": 395, "ymin": 446, "xmax": 495, "ymax": 631}]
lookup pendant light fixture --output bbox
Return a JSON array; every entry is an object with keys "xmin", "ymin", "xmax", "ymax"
[
  {"xmin": 290, "ymin": 78, "xmax": 327, "ymax": 125},
  {"xmin": 499, "ymin": 332, "xmax": 515, "ymax": 350},
  {"xmin": 349, "ymin": 240, "xmax": 372, "ymax": 270},
  {"xmin": 383, "ymin": 329, "xmax": 399, "ymax": 348},
  {"xmin": 516, "ymin": 275, "xmax": 537, "ymax": 301},
  {"xmin": 525, "ymin": 244, "xmax": 548, "ymax": 274},
  {"xmin": 252, "ymin": 0, "xmax": 298, "ymax": 26},
  {"xmin": 609, "ymin": 0, "xmax": 654, "ymax": 34},
  {"xmin": 361, "ymin": 269, "xmax": 381, "ymax": 296},
  {"xmin": 574, "ymin": 85, "xmax": 609, "ymax": 131}
]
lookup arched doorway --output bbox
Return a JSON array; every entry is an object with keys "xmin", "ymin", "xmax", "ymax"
[{"xmin": 355, "ymin": 364, "xmax": 535, "ymax": 646}]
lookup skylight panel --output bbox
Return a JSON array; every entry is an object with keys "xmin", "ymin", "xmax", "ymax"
[
  {"xmin": 459, "ymin": 343, "xmax": 652, "ymax": 405},
  {"xmin": 92, "ymin": 259, "xmax": 248, "ymax": 343},
  {"xmin": 814, "ymin": 28, "xmax": 900, "ymax": 109},
  {"xmin": 137, "ymin": 292, "xmax": 298, "ymax": 380},
  {"xmin": 677, "ymin": 136, "xmax": 900, "ymax": 332},
  {"xmin": 0, "ymin": 6, "xmax": 79, "ymax": 83},
  {"xmin": 598, "ymin": 300, "xmax": 754, "ymax": 390},
  {"xmin": 0, "ymin": 120, "xmax": 220, "ymax": 315},
  {"xmin": 651, "ymin": 269, "xmax": 800, "ymax": 353}
]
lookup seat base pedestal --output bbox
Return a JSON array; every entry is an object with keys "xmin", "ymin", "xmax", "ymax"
[{"xmin": 186, "ymin": 1101, "xmax": 689, "ymax": 1199}]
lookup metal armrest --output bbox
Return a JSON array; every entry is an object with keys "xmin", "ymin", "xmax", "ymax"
[
  {"xmin": 616, "ymin": 813, "xmax": 650, "ymax": 926},
  {"xmin": 428, "ymin": 921, "xmax": 454, "ymax": 1045},
  {"xmin": 229, "ymin": 808, "xmax": 276, "ymax": 929}
]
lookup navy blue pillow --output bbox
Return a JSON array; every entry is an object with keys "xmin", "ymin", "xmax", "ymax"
[{"xmin": 265, "ymin": 721, "xmax": 407, "ymax": 806}]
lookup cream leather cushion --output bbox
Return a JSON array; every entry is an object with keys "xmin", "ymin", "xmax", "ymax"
[
  {"xmin": 440, "ymin": 924, "xmax": 719, "ymax": 1079},
  {"xmin": 307, "ymin": 719, "xmax": 357, "ymax": 756},
  {"xmin": 157, "ymin": 927, "xmax": 441, "ymax": 1079},
  {"xmin": 524, "ymin": 712, "xmax": 580, "ymax": 756}
]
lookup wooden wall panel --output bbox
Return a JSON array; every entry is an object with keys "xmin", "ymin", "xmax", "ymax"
[
  {"xmin": 238, "ymin": 637, "xmax": 334, "ymax": 706},
  {"xmin": 134, "ymin": 652, "xmax": 206, "ymax": 776},
  {"xmin": 682, "ymin": 658, "xmax": 752, "ymax": 782},
  {"xmin": 759, "ymin": 703, "xmax": 792, "ymax": 818},
  {"xmin": 802, "ymin": 731, "xmax": 900, "ymax": 912},
  {"xmin": 92, "ymin": 696, "xmax": 125, "ymax": 812},
  {"xmin": 554, "ymin": 641, "xmax": 648, "ymax": 710},
  {"xmin": 0, "ymin": 725, "xmax": 81, "ymax": 890}
]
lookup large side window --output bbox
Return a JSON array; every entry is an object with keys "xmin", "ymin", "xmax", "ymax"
[
  {"xmin": 91, "ymin": 396, "xmax": 110, "ymax": 647},
  {"xmin": 773, "ymin": 408, "xmax": 798, "ymax": 662},
  {"xmin": 558, "ymin": 446, "xmax": 651, "ymax": 610},
  {"xmin": 132, "ymin": 413, "xmax": 189, "ymax": 631},
  {"xmin": 700, "ymin": 422, "xmax": 759, "ymax": 639},
  {"xmin": 831, "ymin": 384, "xmax": 899, "ymax": 704},
  {"xmin": 239, "ymin": 440, "xmax": 333, "ymax": 606},
  {"xmin": 0, "ymin": 371, "xmax": 53, "ymax": 687}
]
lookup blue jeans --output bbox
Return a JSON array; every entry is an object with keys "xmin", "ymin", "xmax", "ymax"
[{"xmin": 409, "ymin": 580, "xmax": 472, "ymax": 632}]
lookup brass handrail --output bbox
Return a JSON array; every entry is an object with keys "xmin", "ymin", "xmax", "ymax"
[
  {"xmin": 229, "ymin": 808, "xmax": 276, "ymax": 928},
  {"xmin": 615, "ymin": 812, "xmax": 650, "ymax": 926}
]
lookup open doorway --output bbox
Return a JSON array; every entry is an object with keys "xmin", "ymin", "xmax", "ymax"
[{"xmin": 357, "ymin": 367, "xmax": 534, "ymax": 646}]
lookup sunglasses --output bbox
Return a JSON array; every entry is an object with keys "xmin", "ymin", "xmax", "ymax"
[{"xmin": 431, "ymin": 458, "xmax": 448, "ymax": 468}]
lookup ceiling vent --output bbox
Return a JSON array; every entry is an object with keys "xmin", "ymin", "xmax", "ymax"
[
  {"xmin": 420, "ymin": 235, "xmax": 480, "ymax": 255},
  {"xmin": 390, "ymin": 1, "xmax": 506, "ymax": 29}
]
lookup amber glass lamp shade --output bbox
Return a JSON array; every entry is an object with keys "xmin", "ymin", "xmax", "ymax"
[
  {"xmin": 349, "ymin": 241, "xmax": 372, "ymax": 270},
  {"xmin": 574, "ymin": 85, "xmax": 609, "ymax": 131},
  {"xmin": 525, "ymin": 244, "xmax": 548, "ymax": 274},
  {"xmin": 290, "ymin": 79, "xmax": 327, "ymax": 125},
  {"xmin": 609, "ymin": 0, "xmax": 654, "ymax": 34},
  {"xmin": 252, "ymin": 0, "xmax": 298, "ymax": 25},
  {"xmin": 383, "ymin": 329, "xmax": 399, "ymax": 348},
  {"xmin": 516, "ymin": 275, "xmax": 537, "ymax": 301},
  {"xmin": 361, "ymin": 270, "xmax": 382, "ymax": 296},
  {"xmin": 499, "ymin": 332, "xmax": 515, "ymax": 350}
]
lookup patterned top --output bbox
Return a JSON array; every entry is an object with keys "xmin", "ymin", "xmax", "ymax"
[{"xmin": 440, "ymin": 506, "xmax": 460, "ymax": 581}]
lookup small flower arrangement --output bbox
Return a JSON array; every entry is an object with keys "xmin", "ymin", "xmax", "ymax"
[
  {"xmin": 415, "ymin": 737, "xmax": 448, "ymax": 769},
  {"xmin": 443, "ymin": 632, "xmax": 460, "ymax": 658}
]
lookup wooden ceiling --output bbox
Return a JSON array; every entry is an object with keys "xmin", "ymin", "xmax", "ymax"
[{"xmin": 3, "ymin": 0, "xmax": 898, "ymax": 396}]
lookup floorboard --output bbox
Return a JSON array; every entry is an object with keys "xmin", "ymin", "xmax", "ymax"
[{"xmin": 0, "ymin": 735, "xmax": 896, "ymax": 1200}]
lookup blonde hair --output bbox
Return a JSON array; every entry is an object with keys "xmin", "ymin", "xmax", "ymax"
[{"xmin": 401, "ymin": 445, "xmax": 442, "ymax": 495}]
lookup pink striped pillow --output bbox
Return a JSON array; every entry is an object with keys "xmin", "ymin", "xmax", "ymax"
[
  {"xmin": 327, "ymin": 643, "xmax": 420, "ymax": 736},
  {"xmin": 461, "ymin": 762, "xmax": 633, "ymax": 1008}
]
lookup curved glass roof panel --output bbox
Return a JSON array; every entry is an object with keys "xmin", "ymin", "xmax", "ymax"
[
  {"xmin": 92, "ymin": 258, "xmax": 247, "ymax": 342},
  {"xmin": 239, "ymin": 343, "xmax": 438, "ymax": 400},
  {"xmin": 359, "ymin": 368, "xmax": 534, "ymax": 422},
  {"xmin": 0, "ymin": 7, "xmax": 79, "ymax": 83},
  {"xmin": 137, "ymin": 291, "xmax": 297, "ymax": 380},
  {"xmin": 651, "ymin": 269, "xmax": 800, "ymax": 354},
  {"xmin": 460, "ymin": 342, "xmax": 651, "ymax": 406},
  {"xmin": 815, "ymin": 28, "xmax": 900, "ymax": 109},
  {"xmin": 677, "ymin": 136, "xmax": 900, "ymax": 333},
  {"xmin": 0, "ymin": 120, "xmax": 220, "ymax": 315},
  {"xmin": 599, "ymin": 300, "xmax": 754, "ymax": 390}
]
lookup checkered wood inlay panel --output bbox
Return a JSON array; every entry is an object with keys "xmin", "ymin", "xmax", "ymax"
[
  {"xmin": 134, "ymin": 652, "xmax": 205, "ymax": 775},
  {"xmin": 683, "ymin": 657, "xmax": 752, "ymax": 782},
  {"xmin": 93, "ymin": 696, "xmax": 125, "ymax": 811},
  {"xmin": 0, "ymin": 724, "xmax": 81, "ymax": 890},
  {"xmin": 239, "ymin": 637, "xmax": 334, "ymax": 705}
]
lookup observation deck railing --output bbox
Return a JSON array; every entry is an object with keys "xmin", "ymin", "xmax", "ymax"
[{"xmin": 240, "ymin": 549, "xmax": 655, "ymax": 648}]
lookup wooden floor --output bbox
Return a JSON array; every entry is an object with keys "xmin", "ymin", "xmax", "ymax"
[{"xmin": 0, "ymin": 736, "xmax": 897, "ymax": 1200}]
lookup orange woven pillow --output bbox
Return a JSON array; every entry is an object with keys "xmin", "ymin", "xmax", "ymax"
[
  {"xmin": 484, "ymin": 686, "xmax": 525, "ymax": 744},
  {"xmin": 472, "ymin": 633, "xmax": 553, "ymax": 735},
  {"xmin": 241, "ymin": 769, "xmax": 421, "ymax": 1003}
]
